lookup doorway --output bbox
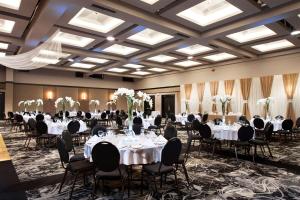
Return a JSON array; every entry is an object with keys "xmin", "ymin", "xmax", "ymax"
[
  {"xmin": 161, "ymin": 94, "xmax": 175, "ymax": 118},
  {"xmin": 0, "ymin": 92, "xmax": 4, "ymax": 120}
]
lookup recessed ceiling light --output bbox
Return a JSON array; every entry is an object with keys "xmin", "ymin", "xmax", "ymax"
[
  {"xmin": 0, "ymin": 52, "xmax": 6, "ymax": 57},
  {"xmin": 148, "ymin": 67, "xmax": 167, "ymax": 72},
  {"xmin": 52, "ymin": 31, "xmax": 94, "ymax": 47},
  {"xmin": 177, "ymin": 0, "xmax": 242, "ymax": 27},
  {"xmin": 82, "ymin": 57, "xmax": 109, "ymax": 64},
  {"xmin": 176, "ymin": 44, "xmax": 212, "ymax": 55},
  {"xmin": 31, "ymin": 57, "xmax": 60, "ymax": 64},
  {"xmin": 188, "ymin": 56, "xmax": 193, "ymax": 59},
  {"xmin": 226, "ymin": 25, "xmax": 276, "ymax": 43},
  {"xmin": 107, "ymin": 68, "xmax": 128, "ymax": 73},
  {"xmin": 0, "ymin": 0, "xmax": 21, "ymax": 10},
  {"xmin": 70, "ymin": 62, "xmax": 96, "ymax": 69},
  {"xmin": 174, "ymin": 60, "xmax": 201, "ymax": 67},
  {"xmin": 103, "ymin": 44, "xmax": 139, "ymax": 55},
  {"xmin": 123, "ymin": 63, "xmax": 144, "ymax": 69},
  {"xmin": 131, "ymin": 71, "xmax": 152, "ymax": 75},
  {"xmin": 107, "ymin": 36, "xmax": 115, "ymax": 41},
  {"xmin": 0, "ymin": 18, "xmax": 15, "ymax": 33},
  {"xmin": 68, "ymin": 8, "xmax": 124, "ymax": 33},
  {"xmin": 139, "ymin": 0, "xmax": 159, "ymax": 5},
  {"xmin": 147, "ymin": 54, "xmax": 177, "ymax": 63},
  {"xmin": 39, "ymin": 50, "xmax": 71, "ymax": 58},
  {"xmin": 127, "ymin": 28, "xmax": 173, "ymax": 45},
  {"xmin": 251, "ymin": 39, "xmax": 295, "ymax": 52},
  {"xmin": 291, "ymin": 30, "xmax": 300, "ymax": 36},
  {"xmin": 0, "ymin": 42, "xmax": 8, "ymax": 49},
  {"xmin": 203, "ymin": 52, "xmax": 237, "ymax": 61}
]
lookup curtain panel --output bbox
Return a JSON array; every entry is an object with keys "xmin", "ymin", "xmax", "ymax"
[
  {"xmin": 283, "ymin": 73, "xmax": 299, "ymax": 122},
  {"xmin": 240, "ymin": 78, "xmax": 252, "ymax": 119},
  {"xmin": 224, "ymin": 80, "xmax": 235, "ymax": 114},
  {"xmin": 197, "ymin": 82, "xmax": 205, "ymax": 113},
  {"xmin": 260, "ymin": 76, "xmax": 274, "ymax": 118},
  {"xmin": 210, "ymin": 81, "xmax": 219, "ymax": 113}
]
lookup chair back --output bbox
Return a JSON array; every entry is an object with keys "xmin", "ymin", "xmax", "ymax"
[
  {"xmin": 169, "ymin": 113, "xmax": 176, "ymax": 122},
  {"xmin": 253, "ymin": 118, "xmax": 264, "ymax": 129},
  {"xmin": 8, "ymin": 112, "xmax": 14, "ymax": 119},
  {"xmin": 237, "ymin": 126, "xmax": 254, "ymax": 141},
  {"xmin": 36, "ymin": 121, "xmax": 48, "ymax": 135},
  {"xmin": 133, "ymin": 116, "xmax": 143, "ymax": 125},
  {"xmin": 57, "ymin": 137, "xmax": 70, "ymax": 164},
  {"xmin": 282, "ymin": 119, "xmax": 293, "ymax": 131},
  {"xmin": 198, "ymin": 123, "xmax": 212, "ymax": 139},
  {"xmin": 275, "ymin": 115, "xmax": 284, "ymax": 120},
  {"xmin": 264, "ymin": 122, "xmax": 274, "ymax": 141},
  {"xmin": 101, "ymin": 112, "xmax": 107, "ymax": 120},
  {"xmin": 28, "ymin": 118, "xmax": 36, "ymax": 131},
  {"xmin": 65, "ymin": 111, "xmax": 70, "ymax": 118},
  {"xmin": 67, "ymin": 120, "xmax": 80, "ymax": 134},
  {"xmin": 214, "ymin": 118, "xmax": 222, "ymax": 125},
  {"xmin": 105, "ymin": 110, "xmax": 111, "ymax": 115},
  {"xmin": 92, "ymin": 142, "xmax": 120, "ymax": 172},
  {"xmin": 202, "ymin": 113, "xmax": 208, "ymax": 123},
  {"xmin": 116, "ymin": 110, "xmax": 120, "ymax": 116},
  {"xmin": 16, "ymin": 114, "xmax": 23, "ymax": 123},
  {"xmin": 187, "ymin": 114, "xmax": 195, "ymax": 122},
  {"xmin": 164, "ymin": 125, "xmax": 177, "ymax": 140},
  {"xmin": 77, "ymin": 111, "xmax": 82, "ymax": 118},
  {"xmin": 161, "ymin": 138, "xmax": 181, "ymax": 166},
  {"xmin": 253, "ymin": 115, "xmax": 260, "ymax": 119},
  {"xmin": 92, "ymin": 125, "xmax": 107, "ymax": 136},
  {"xmin": 116, "ymin": 116, "xmax": 123, "ymax": 126},
  {"xmin": 192, "ymin": 119, "xmax": 201, "ymax": 131},
  {"xmin": 132, "ymin": 124, "xmax": 142, "ymax": 135},
  {"xmin": 239, "ymin": 116, "xmax": 250, "ymax": 125},
  {"xmin": 90, "ymin": 118, "xmax": 98, "ymax": 129},
  {"xmin": 295, "ymin": 117, "xmax": 300, "ymax": 128},
  {"xmin": 62, "ymin": 131, "xmax": 74, "ymax": 152},
  {"xmin": 154, "ymin": 115, "xmax": 162, "ymax": 126},
  {"xmin": 36, "ymin": 114, "xmax": 44, "ymax": 122},
  {"xmin": 85, "ymin": 112, "xmax": 92, "ymax": 119}
]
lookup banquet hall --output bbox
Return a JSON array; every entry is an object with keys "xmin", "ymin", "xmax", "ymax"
[{"xmin": 1, "ymin": 0, "xmax": 300, "ymax": 199}]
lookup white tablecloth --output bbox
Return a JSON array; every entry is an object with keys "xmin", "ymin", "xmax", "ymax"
[
  {"xmin": 176, "ymin": 114, "xmax": 201, "ymax": 125},
  {"xmin": 124, "ymin": 117, "xmax": 155, "ymax": 129},
  {"xmin": 22, "ymin": 114, "xmax": 51, "ymax": 123},
  {"xmin": 250, "ymin": 118, "xmax": 283, "ymax": 131},
  {"xmin": 84, "ymin": 133, "xmax": 167, "ymax": 165},
  {"xmin": 46, "ymin": 120, "xmax": 87, "ymax": 135}
]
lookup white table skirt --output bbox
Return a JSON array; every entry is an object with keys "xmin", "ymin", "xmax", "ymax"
[
  {"xmin": 22, "ymin": 114, "xmax": 51, "ymax": 123},
  {"xmin": 250, "ymin": 119, "xmax": 283, "ymax": 131},
  {"xmin": 84, "ymin": 133, "xmax": 167, "ymax": 165},
  {"xmin": 46, "ymin": 120, "xmax": 87, "ymax": 135},
  {"xmin": 176, "ymin": 114, "xmax": 201, "ymax": 125},
  {"xmin": 208, "ymin": 123, "xmax": 242, "ymax": 141},
  {"xmin": 124, "ymin": 117, "xmax": 155, "ymax": 129}
]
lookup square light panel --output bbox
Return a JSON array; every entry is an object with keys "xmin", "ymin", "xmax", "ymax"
[
  {"xmin": 148, "ymin": 68, "xmax": 167, "ymax": 72},
  {"xmin": 70, "ymin": 63, "xmax": 96, "ymax": 69},
  {"xmin": 52, "ymin": 31, "xmax": 94, "ymax": 47},
  {"xmin": 147, "ymin": 54, "xmax": 177, "ymax": 63},
  {"xmin": 39, "ymin": 50, "xmax": 71, "ymax": 58},
  {"xmin": 176, "ymin": 44, "xmax": 212, "ymax": 55},
  {"xmin": 251, "ymin": 39, "xmax": 295, "ymax": 52},
  {"xmin": 127, "ymin": 28, "xmax": 173, "ymax": 45},
  {"xmin": 139, "ymin": 0, "xmax": 159, "ymax": 5},
  {"xmin": 226, "ymin": 25, "xmax": 276, "ymax": 43},
  {"xmin": 203, "ymin": 52, "xmax": 237, "ymax": 61},
  {"xmin": 177, "ymin": 0, "xmax": 242, "ymax": 27},
  {"xmin": 123, "ymin": 64, "xmax": 144, "ymax": 69},
  {"xmin": 0, "ymin": 18, "xmax": 15, "ymax": 33},
  {"xmin": 103, "ymin": 44, "xmax": 139, "ymax": 55},
  {"xmin": 174, "ymin": 60, "xmax": 201, "ymax": 67},
  {"xmin": 107, "ymin": 68, "xmax": 128, "ymax": 73},
  {"xmin": 68, "ymin": 8, "xmax": 124, "ymax": 33},
  {"xmin": 0, "ymin": 42, "xmax": 8, "ymax": 49},
  {"xmin": 0, "ymin": 0, "xmax": 21, "ymax": 10},
  {"xmin": 32, "ymin": 57, "xmax": 60, "ymax": 64},
  {"xmin": 82, "ymin": 57, "xmax": 109, "ymax": 64},
  {"xmin": 131, "ymin": 71, "xmax": 152, "ymax": 75}
]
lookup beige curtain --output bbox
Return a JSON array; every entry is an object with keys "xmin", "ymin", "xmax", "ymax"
[
  {"xmin": 224, "ymin": 80, "xmax": 235, "ymax": 114},
  {"xmin": 197, "ymin": 82, "xmax": 205, "ymax": 113},
  {"xmin": 260, "ymin": 76, "xmax": 274, "ymax": 118},
  {"xmin": 210, "ymin": 81, "xmax": 219, "ymax": 113},
  {"xmin": 184, "ymin": 84, "xmax": 192, "ymax": 100},
  {"xmin": 240, "ymin": 78, "xmax": 252, "ymax": 119},
  {"xmin": 282, "ymin": 73, "xmax": 299, "ymax": 122}
]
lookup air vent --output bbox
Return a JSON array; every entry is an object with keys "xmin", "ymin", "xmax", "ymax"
[
  {"xmin": 122, "ymin": 77, "xmax": 134, "ymax": 82},
  {"xmin": 18, "ymin": 70, "xmax": 30, "ymax": 72},
  {"xmin": 89, "ymin": 74, "xmax": 104, "ymax": 79},
  {"xmin": 75, "ymin": 72, "xmax": 84, "ymax": 78}
]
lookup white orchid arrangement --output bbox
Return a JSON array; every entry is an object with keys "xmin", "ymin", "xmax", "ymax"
[
  {"xmin": 35, "ymin": 99, "xmax": 43, "ymax": 107},
  {"xmin": 213, "ymin": 95, "xmax": 232, "ymax": 115},
  {"xmin": 55, "ymin": 97, "xmax": 75, "ymax": 111},
  {"xmin": 18, "ymin": 101, "xmax": 24, "ymax": 107},
  {"xmin": 137, "ymin": 91, "xmax": 153, "ymax": 109},
  {"xmin": 257, "ymin": 97, "xmax": 274, "ymax": 117},
  {"xmin": 90, "ymin": 100, "xmax": 100, "ymax": 112},
  {"xmin": 24, "ymin": 100, "xmax": 35, "ymax": 106},
  {"xmin": 106, "ymin": 100, "xmax": 115, "ymax": 105}
]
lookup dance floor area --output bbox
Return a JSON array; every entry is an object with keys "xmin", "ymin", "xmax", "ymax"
[{"xmin": 1, "ymin": 123, "xmax": 300, "ymax": 200}]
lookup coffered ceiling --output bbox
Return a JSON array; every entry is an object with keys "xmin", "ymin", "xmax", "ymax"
[{"xmin": 0, "ymin": 0, "xmax": 300, "ymax": 79}]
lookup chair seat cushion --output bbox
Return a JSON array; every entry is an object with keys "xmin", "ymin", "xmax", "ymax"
[
  {"xmin": 68, "ymin": 159, "xmax": 94, "ymax": 172},
  {"xmin": 144, "ymin": 163, "xmax": 173, "ymax": 174},
  {"xmin": 70, "ymin": 154, "xmax": 86, "ymax": 162},
  {"xmin": 96, "ymin": 165, "xmax": 127, "ymax": 179}
]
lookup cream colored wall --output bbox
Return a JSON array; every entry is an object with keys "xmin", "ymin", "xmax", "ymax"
[{"xmin": 136, "ymin": 53, "xmax": 300, "ymax": 89}]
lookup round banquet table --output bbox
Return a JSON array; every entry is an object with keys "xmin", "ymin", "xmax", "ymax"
[
  {"xmin": 46, "ymin": 120, "xmax": 87, "ymax": 135},
  {"xmin": 84, "ymin": 132, "xmax": 167, "ymax": 165},
  {"xmin": 176, "ymin": 114, "xmax": 201, "ymax": 125},
  {"xmin": 209, "ymin": 123, "xmax": 242, "ymax": 141},
  {"xmin": 124, "ymin": 117, "xmax": 155, "ymax": 129},
  {"xmin": 22, "ymin": 114, "xmax": 51, "ymax": 123},
  {"xmin": 250, "ymin": 118, "xmax": 283, "ymax": 131}
]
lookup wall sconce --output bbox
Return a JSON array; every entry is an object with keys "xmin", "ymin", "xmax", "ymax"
[
  {"xmin": 47, "ymin": 91, "xmax": 53, "ymax": 100},
  {"xmin": 109, "ymin": 93, "xmax": 114, "ymax": 101},
  {"xmin": 81, "ymin": 92, "xmax": 87, "ymax": 100}
]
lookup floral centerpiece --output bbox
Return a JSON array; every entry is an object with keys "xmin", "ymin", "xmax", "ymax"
[
  {"xmin": 137, "ymin": 91, "xmax": 153, "ymax": 112},
  {"xmin": 73, "ymin": 101, "xmax": 80, "ymax": 112},
  {"xmin": 24, "ymin": 100, "xmax": 35, "ymax": 112},
  {"xmin": 18, "ymin": 101, "xmax": 24, "ymax": 111},
  {"xmin": 214, "ymin": 95, "xmax": 232, "ymax": 116},
  {"xmin": 89, "ymin": 100, "xmax": 100, "ymax": 113},
  {"xmin": 112, "ymin": 88, "xmax": 152, "ymax": 132},
  {"xmin": 55, "ymin": 97, "xmax": 75, "ymax": 118},
  {"xmin": 106, "ymin": 100, "xmax": 115, "ymax": 111},
  {"xmin": 257, "ymin": 97, "xmax": 274, "ymax": 119},
  {"xmin": 35, "ymin": 99, "xmax": 43, "ymax": 113}
]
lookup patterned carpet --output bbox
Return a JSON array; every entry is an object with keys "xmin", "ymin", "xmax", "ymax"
[{"xmin": 1, "ymin": 123, "xmax": 300, "ymax": 200}]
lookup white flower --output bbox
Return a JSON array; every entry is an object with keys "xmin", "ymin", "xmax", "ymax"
[
  {"xmin": 36, "ymin": 99, "xmax": 43, "ymax": 106},
  {"xmin": 18, "ymin": 101, "xmax": 24, "ymax": 107},
  {"xmin": 89, "ymin": 99, "xmax": 100, "ymax": 106}
]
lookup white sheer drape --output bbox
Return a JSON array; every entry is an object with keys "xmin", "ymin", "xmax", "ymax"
[
  {"xmin": 0, "ymin": 30, "xmax": 62, "ymax": 70},
  {"xmin": 294, "ymin": 77, "xmax": 300, "ymax": 118},
  {"xmin": 248, "ymin": 77, "xmax": 263, "ymax": 117},
  {"xmin": 270, "ymin": 75, "xmax": 287, "ymax": 117},
  {"xmin": 202, "ymin": 82, "xmax": 212, "ymax": 113}
]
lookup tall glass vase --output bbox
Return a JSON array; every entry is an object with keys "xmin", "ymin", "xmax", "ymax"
[
  {"xmin": 127, "ymin": 98, "xmax": 133, "ymax": 132},
  {"xmin": 222, "ymin": 102, "xmax": 226, "ymax": 123}
]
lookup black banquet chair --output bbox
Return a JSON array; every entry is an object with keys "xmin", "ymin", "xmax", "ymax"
[
  {"xmin": 91, "ymin": 125, "xmax": 107, "ymax": 137},
  {"xmin": 92, "ymin": 141, "xmax": 128, "ymax": 197},
  {"xmin": 253, "ymin": 117, "xmax": 265, "ymax": 136},
  {"xmin": 164, "ymin": 125, "xmax": 177, "ymax": 140},
  {"xmin": 67, "ymin": 120, "xmax": 81, "ymax": 145},
  {"xmin": 278, "ymin": 119, "xmax": 294, "ymax": 141},
  {"xmin": 234, "ymin": 125, "xmax": 254, "ymax": 162}
]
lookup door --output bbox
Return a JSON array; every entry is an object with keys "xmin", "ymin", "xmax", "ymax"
[
  {"xmin": 0, "ymin": 92, "xmax": 4, "ymax": 120},
  {"xmin": 161, "ymin": 94, "xmax": 175, "ymax": 118},
  {"xmin": 144, "ymin": 95, "xmax": 155, "ymax": 112}
]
